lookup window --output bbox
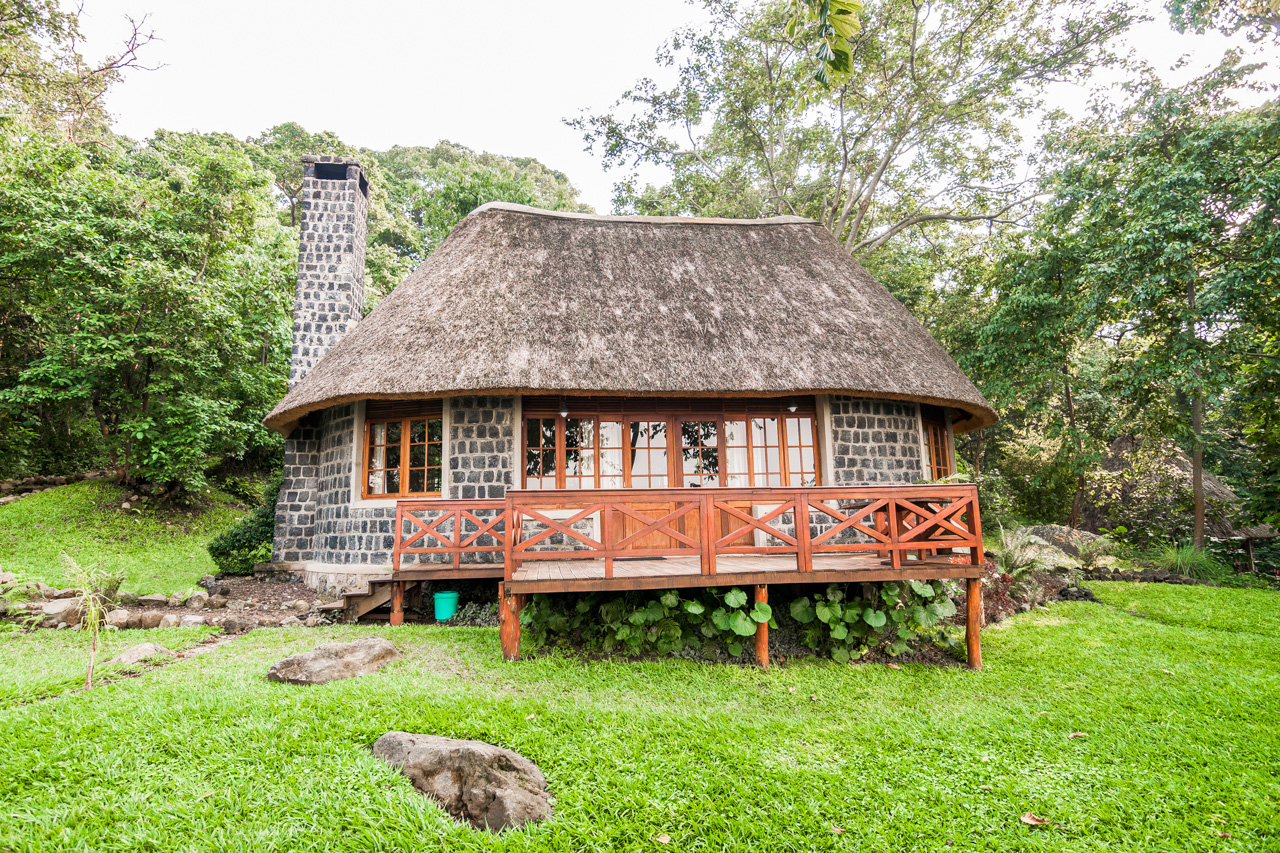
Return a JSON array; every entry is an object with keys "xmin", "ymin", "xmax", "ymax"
[
  {"xmin": 922, "ymin": 408, "xmax": 952, "ymax": 479},
  {"xmin": 520, "ymin": 398, "xmax": 820, "ymax": 490},
  {"xmin": 363, "ymin": 402, "xmax": 443, "ymax": 498}
]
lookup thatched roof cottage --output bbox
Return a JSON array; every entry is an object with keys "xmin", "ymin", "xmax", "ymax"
[{"xmin": 267, "ymin": 156, "xmax": 997, "ymax": 666}]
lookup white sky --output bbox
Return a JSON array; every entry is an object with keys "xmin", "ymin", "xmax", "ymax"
[{"xmin": 75, "ymin": 0, "xmax": 1272, "ymax": 213}]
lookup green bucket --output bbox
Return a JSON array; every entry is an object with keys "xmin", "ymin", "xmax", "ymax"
[{"xmin": 433, "ymin": 591, "xmax": 460, "ymax": 621}]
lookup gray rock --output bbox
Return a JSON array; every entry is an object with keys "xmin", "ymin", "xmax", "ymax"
[
  {"xmin": 166, "ymin": 593, "xmax": 185, "ymax": 608},
  {"xmin": 135, "ymin": 611, "xmax": 165, "ymax": 629},
  {"xmin": 138, "ymin": 593, "xmax": 168, "ymax": 606},
  {"xmin": 0, "ymin": 570, "xmax": 16, "ymax": 585},
  {"xmin": 179, "ymin": 614, "xmax": 205, "ymax": 628},
  {"xmin": 266, "ymin": 637, "xmax": 399, "ymax": 686},
  {"xmin": 186, "ymin": 590, "xmax": 209, "ymax": 609},
  {"xmin": 291, "ymin": 599, "xmax": 310, "ymax": 612},
  {"xmin": 207, "ymin": 594, "xmax": 228, "ymax": 609},
  {"xmin": 158, "ymin": 614, "xmax": 181, "ymax": 628},
  {"xmin": 41, "ymin": 597, "xmax": 82, "ymax": 626},
  {"xmin": 220, "ymin": 617, "xmax": 258, "ymax": 633},
  {"xmin": 278, "ymin": 616, "xmax": 304, "ymax": 627},
  {"xmin": 304, "ymin": 615, "xmax": 321, "ymax": 628},
  {"xmin": 1023, "ymin": 524, "xmax": 1101, "ymax": 559},
  {"xmin": 53, "ymin": 587, "xmax": 80, "ymax": 599},
  {"xmin": 373, "ymin": 732, "xmax": 551, "ymax": 831},
  {"xmin": 105, "ymin": 609, "xmax": 130, "ymax": 629},
  {"xmin": 108, "ymin": 642, "xmax": 174, "ymax": 667}
]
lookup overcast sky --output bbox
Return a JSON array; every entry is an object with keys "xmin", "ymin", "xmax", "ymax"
[{"xmin": 75, "ymin": 0, "xmax": 1271, "ymax": 213}]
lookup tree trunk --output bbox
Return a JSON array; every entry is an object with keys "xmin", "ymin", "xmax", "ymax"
[
  {"xmin": 1064, "ymin": 377, "xmax": 1085, "ymax": 529},
  {"xmin": 1192, "ymin": 392, "xmax": 1205, "ymax": 550}
]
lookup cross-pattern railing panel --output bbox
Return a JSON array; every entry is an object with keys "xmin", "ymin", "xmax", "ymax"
[
  {"xmin": 503, "ymin": 485, "xmax": 984, "ymax": 579},
  {"xmin": 393, "ymin": 500, "xmax": 508, "ymax": 571}
]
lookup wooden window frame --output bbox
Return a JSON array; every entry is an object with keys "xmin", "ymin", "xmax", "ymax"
[
  {"xmin": 923, "ymin": 417, "xmax": 952, "ymax": 480},
  {"xmin": 520, "ymin": 398, "xmax": 821, "ymax": 490},
  {"xmin": 361, "ymin": 405, "xmax": 445, "ymax": 500}
]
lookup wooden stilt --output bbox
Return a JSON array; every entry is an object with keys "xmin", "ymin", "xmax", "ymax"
[
  {"xmin": 965, "ymin": 576, "xmax": 982, "ymax": 670},
  {"xmin": 499, "ymin": 582, "xmax": 524, "ymax": 661},
  {"xmin": 389, "ymin": 581, "xmax": 405, "ymax": 627},
  {"xmin": 754, "ymin": 584, "xmax": 769, "ymax": 670}
]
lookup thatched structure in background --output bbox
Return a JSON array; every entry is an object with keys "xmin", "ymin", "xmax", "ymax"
[
  {"xmin": 1081, "ymin": 437, "xmax": 1275, "ymax": 560},
  {"xmin": 266, "ymin": 203, "xmax": 995, "ymax": 435}
]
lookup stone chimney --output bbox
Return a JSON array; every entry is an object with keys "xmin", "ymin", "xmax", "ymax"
[
  {"xmin": 289, "ymin": 155, "xmax": 370, "ymax": 388},
  {"xmin": 273, "ymin": 155, "xmax": 369, "ymax": 567}
]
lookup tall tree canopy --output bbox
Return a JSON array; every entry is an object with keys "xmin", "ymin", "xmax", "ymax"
[{"xmin": 572, "ymin": 0, "xmax": 1134, "ymax": 255}]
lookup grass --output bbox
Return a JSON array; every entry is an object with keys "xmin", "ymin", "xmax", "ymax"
[
  {"xmin": 1149, "ymin": 544, "xmax": 1232, "ymax": 581},
  {"xmin": 0, "ymin": 582, "xmax": 1276, "ymax": 851},
  {"xmin": 0, "ymin": 625, "xmax": 218, "ymax": 707},
  {"xmin": 0, "ymin": 480, "xmax": 248, "ymax": 593}
]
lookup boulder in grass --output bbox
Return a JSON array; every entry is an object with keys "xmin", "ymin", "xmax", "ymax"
[
  {"xmin": 179, "ymin": 614, "xmax": 206, "ymax": 628},
  {"xmin": 158, "ymin": 614, "xmax": 181, "ymax": 628},
  {"xmin": 41, "ymin": 597, "xmax": 81, "ymax": 627},
  {"xmin": 137, "ymin": 593, "xmax": 168, "ymax": 606},
  {"xmin": 266, "ymin": 637, "xmax": 399, "ymax": 685},
  {"xmin": 108, "ymin": 642, "xmax": 175, "ymax": 667},
  {"xmin": 373, "ymin": 732, "xmax": 552, "ymax": 831},
  {"xmin": 105, "ymin": 609, "xmax": 130, "ymax": 629},
  {"xmin": 186, "ymin": 590, "xmax": 209, "ymax": 609}
]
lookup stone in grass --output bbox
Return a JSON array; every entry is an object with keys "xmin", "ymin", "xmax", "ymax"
[
  {"xmin": 137, "ymin": 593, "xmax": 168, "ymax": 606},
  {"xmin": 105, "ymin": 609, "xmax": 130, "ymax": 629},
  {"xmin": 166, "ymin": 593, "xmax": 185, "ymax": 608},
  {"xmin": 179, "ymin": 615, "xmax": 206, "ymax": 628},
  {"xmin": 266, "ymin": 637, "xmax": 399, "ymax": 686},
  {"xmin": 41, "ymin": 597, "xmax": 82, "ymax": 627},
  {"xmin": 107, "ymin": 642, "xmax": 175, "ymax": 667},
  {"xmin": 187, "ymin": 590, "xmax": 209, "ymax": 609},
  {"xmin": 373, "ymin": 732, "xmax": 552, "ymax": 831},
  {"xmin": 207, "ymin": 594, "xmax": 228, "ymax": 609},
  {"xmin": 158, "ymin": 614, "xmax": 181, "ymax": 628}
]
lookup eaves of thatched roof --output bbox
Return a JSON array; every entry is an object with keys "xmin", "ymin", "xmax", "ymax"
[{"xmin": 265, "ymin": 203, "xmax": 997, "ymax": 435}]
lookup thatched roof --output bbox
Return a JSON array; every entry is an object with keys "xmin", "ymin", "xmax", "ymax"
[{"xmin": 266, "ymin": 203, "xmax": 996, "ymax": 435}]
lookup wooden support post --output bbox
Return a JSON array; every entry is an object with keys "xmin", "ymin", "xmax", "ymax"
[
  {"xmin": 965, "ymin": 576, "xmax": 982, "ymax": 670},
  {"xmin": 389, "ymin": 581, "xmax": 405, "ymax": 627},
  {"xmin": 499, "ymin": 582, "xmax": 524, "ymax": 661},
  {"xmin": 755, "ymin": 584, "xmax": 769, "ymax": 670}
]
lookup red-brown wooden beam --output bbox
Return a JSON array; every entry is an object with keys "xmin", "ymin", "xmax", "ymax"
[
  {"xmin": 389, "ymin": 581, "xmax": 405, "ymax": 627},
  {"xmin": 754, "ymin": 584, "xmax": 769, "ymax": 670},
  {"xmin": 499, "ymin": 582, "xmax": 525, "ymax": 661},
  {"xmin": 966, "ymin": 576, "xmax": 982, "ymax": 670}
]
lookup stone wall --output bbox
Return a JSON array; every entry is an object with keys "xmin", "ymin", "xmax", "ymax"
[
  {"xmin": 448, "ymin": 396, "xmax": 517, "ymax": 500},
  {"xmin": 272, "ymin": 414, "xmax": 322, "ymax": 563},
  {"xmin": 828, "ymin": 396, "xmax": 924, "ymax": 484}
]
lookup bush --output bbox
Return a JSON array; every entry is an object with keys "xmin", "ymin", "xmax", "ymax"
[
  {"xmin": 206, "ymin": 476, "xmax": 280, "ymax": 576},
  {"xmin": 990, "ymin": 526, "xmax": 1053, "ymax": 579},
  {"xmin": 1152, "ymin": 544, "xmax": 1232, "ymax": 582},
  {"xmin": 519, "ymin": 581, "xmax": 959, "ymax": 663}
]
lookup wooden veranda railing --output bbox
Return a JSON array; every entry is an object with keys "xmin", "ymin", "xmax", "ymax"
[
  {"xmin": 391, "ymin": 484, "xmax": 985, "ymax": 579},
  {"xmin": 502, "ymin": 484, "xmax": 984, "ymax": 581}
]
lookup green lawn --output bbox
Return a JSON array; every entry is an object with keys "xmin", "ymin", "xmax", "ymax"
[
  {"xmin": 0, "ymin": 581, "xmax": 1276, "ymax": 852},
  {"xmin": 0, "ymin": 481, "xmax": 247, "ymax": 593}
]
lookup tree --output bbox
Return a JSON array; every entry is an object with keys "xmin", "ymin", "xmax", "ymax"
[
  {"xmin": 0, "ymin": 125, "xmax": 294, "ymax": 490},
  {"xmin": 0, "ymin": 1, "xmax": 155, "ymax": 141},
  {"xmin": 571, "ymin": 0, "xmax": 1134, "ymax": 256},
  {"xmin": 984, "ymin": 56, "xmax": 1280, "ymax": 547},
  {"xmin": 1167, "ymin": 0, "xmax": 1280, "ymax": 41}
]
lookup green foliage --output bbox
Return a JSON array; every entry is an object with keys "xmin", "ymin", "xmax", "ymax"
[
  {"xmin": 0, "ymin": 125, "xmax": 293, "ymax": 491},
  {"xmin": 61, "ymin": 554, "xmax": 125, "ymax": 688},
  {"xmin": 574, "ymin": 0, "xmax": 1132, "ymax": 250},
  {"xmin": 520, "ymin": 581, "xmax": 958, "ymax": 662},
  {"xmin": 990, "ymin": 526, "xmax": 1054, "ymax": 579},
  {"xmin": 1152, "ymin": 543, "xmax": 1232, "ymax": 582},
  {"xmin": 206, "ymin": 478, "xmax": 281, "ymax": 576}
]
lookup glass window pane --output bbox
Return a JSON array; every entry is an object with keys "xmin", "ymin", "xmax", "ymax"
[
  {"xmin": 409, "ymin": 469, "xmax": 425, "ymax": 492},
  {"xmin": 724, "ymin": 420, "xmax": 747, "ymax": 446},
  {"xmin": 409, "ymin": 444, "xmax": 426, "ymax": 467},
  {"xmin": 788, "ymin": 447, "xmax": 802, "ymax": 482},
  {"xmin": 386, "ymin": 469, "xmax": 400, "ymax": 493},
  {"xmin": 727, "ymin": 446, "xmax": 748, "ymax": 483},
  {"xmin": 386, "ymin": 421, "xmax": 401, "ymax": 443},
  {"xmin": 542, "ymin": 448, "xmax": 556, "ymax": 476},
  {"xmin": 372, "ymin": 422, "xmax": 386, "ymax": 444},
  {"xmin": 765, "ymin": 418, "xmax": 778, "ymax": 445},
  {"xmin": 541, "ymin": 419, "xmax": 555, "ymax": 447},
  {"xmin": 600, "ymin": 421, "xmax": 622, "ymax": 448},
  {"xmin": 385, "ymin": 446, "xmax": 400, "ymax": 469},
  {"xmin": 527, "ymin": 419, "xmax": 541, "ymax": 447},
  {"xmin": 786, "ymin": 417, "xmax": 800, "ymax": 445},
  {"xmin": 368, "ymin": 444, "xmax": 385, "ymax": 471},
  {"xmin": 767, "ymin": 447, "xmax": 780, "ymax": 475},
  {"xmin": 428, "ymin": 444, "xmax": 442, "ymax": 466},
  {"xmin": 601, "ymin": 476, "xmax": 624, "ymax": 488},
  {"xmin": 409, "ymin": 419, "xmax": 426, "ymax": 443},
  {"xmin": 526, "ymin": 449, "xmax": 541, "ymax": 477},
  {"xmin": 601, "ymin": 448, "xmax": 623, "ymax": 480},
  {"xmin": 368, "ymin": 472, "xmax": 385, "ymax": 494},
  {"xmin": 428, "ymin": 470, "xmax": 443, "ymax": 493},
  {"xmin": 428, "ymin": 418, "xmax": 442, "ymax": 442}
]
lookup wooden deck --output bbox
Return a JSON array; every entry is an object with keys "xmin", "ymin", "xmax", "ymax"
[{"xmin": 506, "ymin": 553, "xmax": 976, "ymax": 593}]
